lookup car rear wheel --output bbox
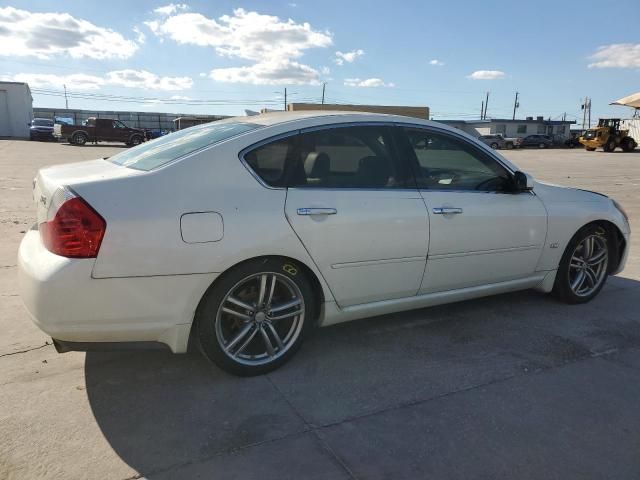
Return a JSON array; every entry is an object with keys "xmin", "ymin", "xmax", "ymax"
[
  {"xmin": 552, "ymin": 224, "xmax": 609, "ymax": 304},
  {"xmin": 197, "ymin": 258, "xmax": 317, "ymax": 376},
  {"xmin": 72, "ymin": 132, "xmax": 87, "ymax": 146},
  {"xmin": 538, "ymin": 143, "xmax": 546, "ymax": 149},
  {"xmin": 490, "ymin": 142, "xmax": 499, "ymax": 149}
]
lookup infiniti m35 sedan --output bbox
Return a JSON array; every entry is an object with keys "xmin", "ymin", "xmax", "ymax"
[{"xmin": 19, "ymin": 112, "xmax": 630, "ymax": 375}]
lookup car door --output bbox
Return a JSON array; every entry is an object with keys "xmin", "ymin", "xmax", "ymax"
[
  {"xmin": 111, "ymin": 120, "xmax": 130, "ymax": 142},
  {"xmin": 399, "ymin": 126, "xmax": 547, "ymax": 294},
  {"xmin": 245, "ymin": 124, "xmax": 429, "ymax": 308}
]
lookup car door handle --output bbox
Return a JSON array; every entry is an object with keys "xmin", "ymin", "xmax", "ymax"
[
  {"xmin": 432, "ymin": 207, "xmax": 463, "ymax": 215},
  {"xmin": 297, "ymin": 207, "xmax": 337, "ymax": 216}
]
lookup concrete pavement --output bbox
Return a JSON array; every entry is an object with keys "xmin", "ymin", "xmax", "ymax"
[{"xmin": 1, "ymin": 140, "xmax": 639, "ymax": 479}]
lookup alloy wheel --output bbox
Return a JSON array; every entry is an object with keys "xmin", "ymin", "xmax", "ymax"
[
  {"xmin": 215, "ymin": 272, "xmax": 305, "ymax": 366},
  {"xmin": 568, "ymin": 234, "xmax": 608, "ymax": 297}
]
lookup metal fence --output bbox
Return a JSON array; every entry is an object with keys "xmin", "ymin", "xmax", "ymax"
[{"xmin": 32, "ymin": 107, "xmax": 228, "ymax": 132}]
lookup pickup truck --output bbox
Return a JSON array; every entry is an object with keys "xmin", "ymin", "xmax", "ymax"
[{"xmin": 54, "ymin": 118, "xmax": 145, "ymax": 146}]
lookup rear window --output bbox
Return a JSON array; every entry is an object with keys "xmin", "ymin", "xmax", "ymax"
[{"xmin": 108, "ymin": 121, "xmax": 260, "ymax": 171}]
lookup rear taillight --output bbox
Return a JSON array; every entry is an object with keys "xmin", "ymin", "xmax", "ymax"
[{"xmin": 39, "ymin": 188, "xmax": 106, "ymax": 258}]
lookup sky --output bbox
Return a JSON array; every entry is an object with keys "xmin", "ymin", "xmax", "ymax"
[{"xmin": 1, "ymin": 0, "xmax": 639, "ymax": 124}]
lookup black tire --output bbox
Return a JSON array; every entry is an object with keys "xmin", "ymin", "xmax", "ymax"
[
  {"xmin": 490, "ymin": 142, "xmax": 499, "ymax": 149},
  {"xmin": 129, "ymin": 135, "xmax": 143, "ymax": 146},
  {"xmin": 603, "ymin": 140, "xmax": 616, "ymax": 152},
  {"xmin": 506, "ymin": 142, "xmax": 514, "ymax": 150},
  {"xmin": 72, "ymin": 132, "xmax": 88, "ymax": 146},
  {"xmin": 621, "ymin": 137, "xmax": 636, "ymax": 152},
  {"xmin": 552, "ymin": 224, "xmax": 610, "ymax": 304},
  {"xmin": 197, "ymin": 257, "xmax": 317, "ymax": 376},
  {"xmin": 538, "ymin": 143, "xmax": 546, "ymax": 149}
]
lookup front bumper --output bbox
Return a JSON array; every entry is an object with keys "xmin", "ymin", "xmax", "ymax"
[
  {"xmin": 18, "ymin": 230, "xmax": 218, "ymax": 353},
  {"xmin": 30, "ymin": 130, "xmax": 55, "ymax": 140}
]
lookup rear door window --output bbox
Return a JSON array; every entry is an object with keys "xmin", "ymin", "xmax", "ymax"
[{"xmin": 243, "ymin": 125, "xmax": 411, "ymax": 189}]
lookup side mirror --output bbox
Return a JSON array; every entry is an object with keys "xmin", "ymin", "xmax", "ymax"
[{"xmin": 513, "ymin": 171, "xmax": 534, "ymax": 192}]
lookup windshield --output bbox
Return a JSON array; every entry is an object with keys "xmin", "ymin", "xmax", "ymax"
[
  {"xmin": 32, "ymin": 119, "xmax": 53, "ymax": 127},
  {"xmin": 584, "ymin": 130, "xmax": 596, "ymax": 139},
  {"xmin": 108, "ymin": 121, "xmax": 261, "ymax": 171}
]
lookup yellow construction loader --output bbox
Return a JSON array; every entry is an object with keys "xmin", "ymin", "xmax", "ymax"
[{"xmin": 579, "ymin": 118, "xmax": 636, "ymax": 152}]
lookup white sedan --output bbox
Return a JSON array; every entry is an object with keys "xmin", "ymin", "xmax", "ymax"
[{"xmin": 19, "ymin": 112, "xmax": 630, "ymax": 375}]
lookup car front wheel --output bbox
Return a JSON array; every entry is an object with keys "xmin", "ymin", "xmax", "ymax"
[
  {"xmin": 552, "ymin": 224, "xmax": 609, "ymax": 304},
  {"xmin": 197, "ymin": 258, "xmax": 316, "ymax": 376}
]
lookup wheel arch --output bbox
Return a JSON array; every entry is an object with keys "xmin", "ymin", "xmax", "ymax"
[
  {"xmin": 564, "ymin": 219, "xmax": 626, "ymax": 274},
  {"xmin": 190, "ymin": 254, "xmax": 328, "ymax": 347}
]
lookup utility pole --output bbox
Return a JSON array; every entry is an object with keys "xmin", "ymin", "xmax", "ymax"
[
  {"xmin": 321, "ymin": 82, "xmax": 326, "ymax": 105},
  {"xmin": 284, "ymin": 87, "xmax": 287, "ymax": 111},
  {"xmin": 483, "ymin": 91, "xmax": 490, "ymax": 120},
  {"xmin": 481, "ymin": 100, "xmax": 484, "ymax": 119},
  {"xmin": 512, "ymin": 91, "xmax": 519, "ymax": 120},
  {"xmin": 63, "ymin": 84, "xmax": 69, "ymax": 110},
  {"xmin": 587, "ymin": 98, "xmax": 591, "ymax": 128}
]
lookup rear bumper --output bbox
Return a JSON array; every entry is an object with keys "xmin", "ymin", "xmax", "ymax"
[{"xmin": 18, "ymin": 230, "xmax": 218, "ymax": 353}]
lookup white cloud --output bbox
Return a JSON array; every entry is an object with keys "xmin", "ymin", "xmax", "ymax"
[
  {"xmin": 0, "ymin": 6, "xmax": 138, "ymax": 59},
  {"xmin": 588, "ymin": 43, "xmax": 640, "ymax": 68},
  {"xmin": 321, "ymin": 66, "xmax": 331, "ymax": 75},
  {"xmin": 210, "ymin": 59, "xmax": 320, "ymax": 85},
  {"xmin": 344, "ymin": 77, "xmax": 394, "ymax": 88},
  {"xmin": 199, "ymin": 72, "xmax": 207, "ymax": 77},
  {"xmin": 3, "ymin": 73, "xmax": 105, "ymax": 90},
  {"xmin": 5, "ymin": 70, "xmax": 193, "ymax": 91},
  {"xmin": 468, "ymin": 70, "xmax": 505, "ymax": 80},
  {"xmin": 154, "ymin": 4, "xmax": 189, "ymax": 16},
  {"xmin": 170, "ymin": 95, "xmax": 191, "ymax": 100},
  {"xmin": 133, "ymin": 26, "xmax": 146, "ymax": 44},
  {"xmin": 106, "ymin": 69, "xmax": 193, "ymax": 90},
  {"xmin": 429, "ymin": 59, "xmax": 444, "ymax": 66},
  {"xmin": 335, "ymin": 49, "xmax": 364, "ymax": 66},
  {"xmin": 148, "ymin": 8, "xmax": 332, "ymax": 85}
]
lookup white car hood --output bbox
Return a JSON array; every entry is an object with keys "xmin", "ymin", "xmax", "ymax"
[{"xmin": 533, "ymin": 180, "xmax": 610, "ymax": 205}]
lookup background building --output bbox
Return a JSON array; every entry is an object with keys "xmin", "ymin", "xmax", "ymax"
[
  {"xmin": 33, "ymin": 107, "xmax": 226, "ymax": 132},
  {"xmin": 287, "ymin": 103, "xmax": 429, "ymax": 119},
  {"xmin": 0, "ymin": 81, "xmax": 33, "ymax": 138},
  {"xmin": 437, "ymin": 116, "xmax": 576, "ymax": 140}
]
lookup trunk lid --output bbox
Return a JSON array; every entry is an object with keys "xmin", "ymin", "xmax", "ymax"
[{"xmin": 33, "ymin": 158, "xmax": 142, "ymax": 223}]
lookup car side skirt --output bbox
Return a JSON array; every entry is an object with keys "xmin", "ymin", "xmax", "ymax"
[{"xmin": 320, "ymin": 273, "xmax": 550, "ymax": 327}]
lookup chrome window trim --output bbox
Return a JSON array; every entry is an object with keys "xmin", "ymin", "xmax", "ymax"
[{"xmin": 238, "ymin": 119, "xmax": 525, "ymax": 192}]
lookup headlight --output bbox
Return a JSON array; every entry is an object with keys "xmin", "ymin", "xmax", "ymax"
[{"xmin": 612, "ymin": 198, "xmax": 630, "ymax": 225}]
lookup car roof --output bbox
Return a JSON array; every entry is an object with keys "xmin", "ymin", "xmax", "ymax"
[{"xmin": 234, "ymin": 110, "xmax": 435, "ymax": 128}]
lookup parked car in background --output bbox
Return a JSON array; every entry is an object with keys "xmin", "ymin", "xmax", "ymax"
[
  {"xmin": 144, "ymin": 128, "xmax": 171, "ymax": 140},
  {"xmin": 520, "ymin": 134, "xmax": 553, "ymax": 149},
  {"xmin": 478, "ymin": 134, "xmax": 521, "ymax": 150},
  {"xmin": 19, "ymin": 112, "xmax": 630, "ymax": 376},
  {"xmin": 29, "ymin": 118, "xmax": 56, "ymax": 141},
  {"xmin": 54, "ymin": 118, "xmax": 146, "ymax": 146}
]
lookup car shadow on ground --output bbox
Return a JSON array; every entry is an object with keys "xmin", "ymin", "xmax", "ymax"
[{"xmin": 84, "ymin": 276, "xmax": 640, "ymax": 478}]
